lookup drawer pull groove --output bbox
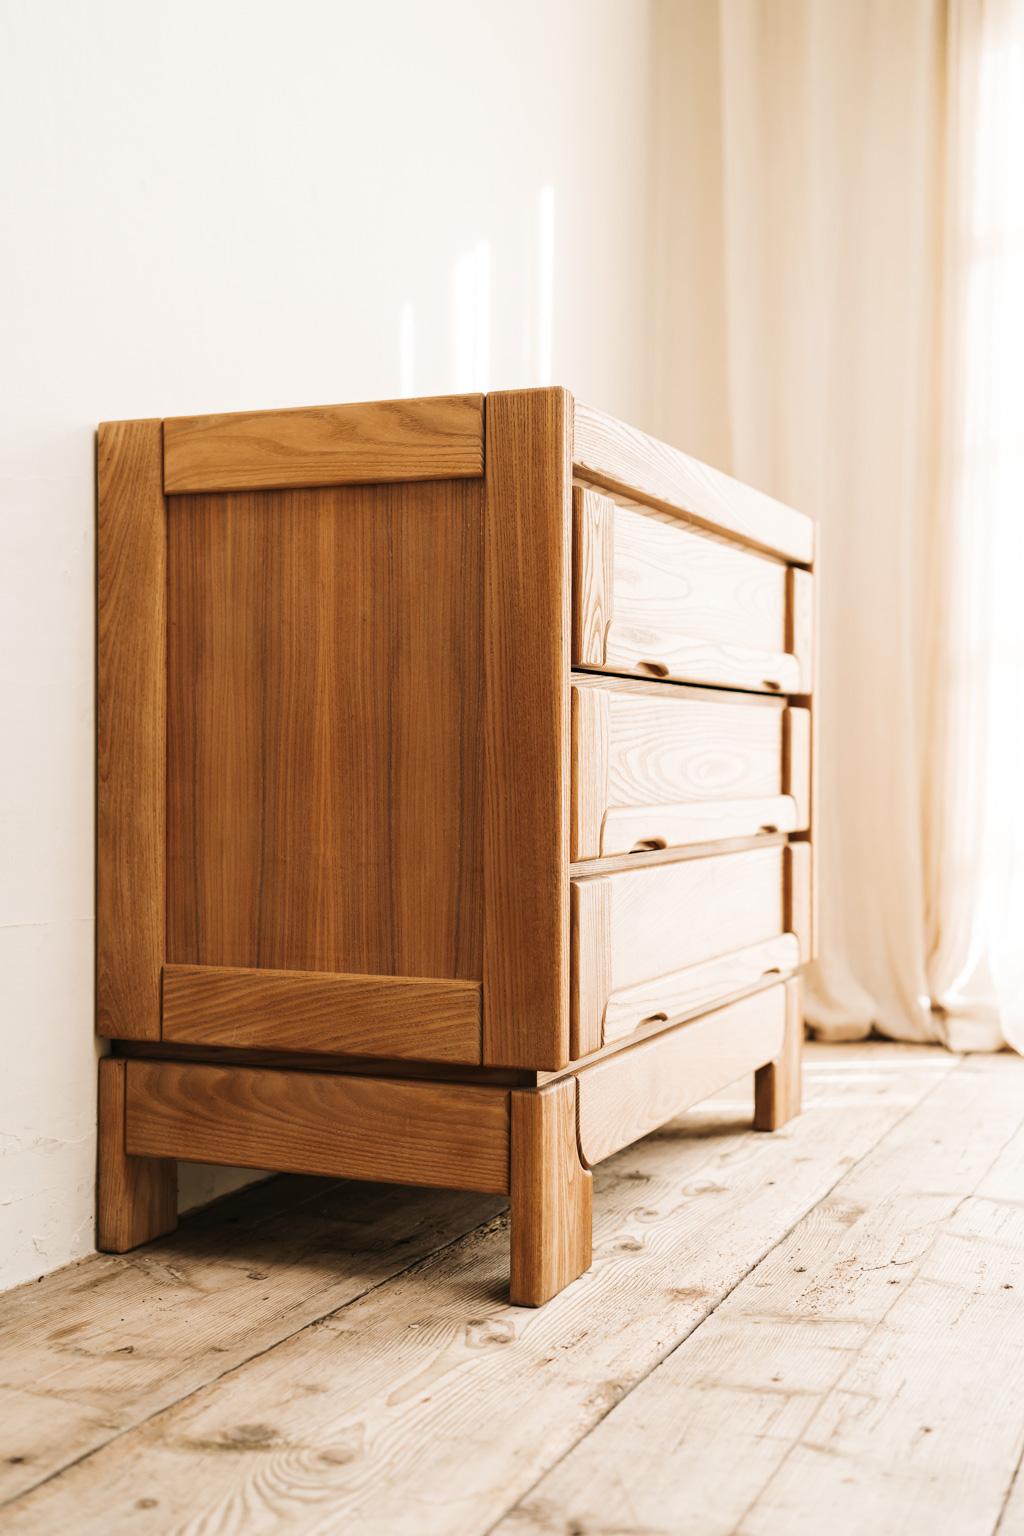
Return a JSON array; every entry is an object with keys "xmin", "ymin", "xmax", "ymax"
[
  {"xmin": 595, "ymin": 795, "xmax": 800, "ymax": 860},
  {"xmin": 639, "ymin": 1012, "xmax": 669, "ymax": 1028},
  {"xmin": 602, "ymin": 621, "xmax": 803, "ymax": 694},
  {"xmin": 599, "ymin": 930, "xmax": 802, "ymax": 1044}
]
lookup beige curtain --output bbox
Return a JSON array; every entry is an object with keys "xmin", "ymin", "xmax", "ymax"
[{"xmin": 652, "ymin": 0, "xmax": 1024, "ymax": 1050}]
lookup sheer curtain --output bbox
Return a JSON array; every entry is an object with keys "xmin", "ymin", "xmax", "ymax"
[
  {"xmin": 651, "ymin": 0, "xmax": 1024, "ymax": 1050},
  {"xmin": 925, "ymin": 0, "xmax": 1024, "ymax": 1050}
]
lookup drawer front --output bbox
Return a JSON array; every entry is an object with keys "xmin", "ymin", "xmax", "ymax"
[
  {"xmin": 572, "ymin": 676, "xmax": 810, "ymax": 859},
  {"xmin": 571, "ymin": 843, "xmax": 807, "ymax": 1056},
  {"xmin": 573, "ymin": 486, "xmax": 813, "ymax": 694}
]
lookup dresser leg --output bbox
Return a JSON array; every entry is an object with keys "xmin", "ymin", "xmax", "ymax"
[
  {"xmin": 97, "ymin": 1059, "xmax": 178, "ymax": 1252},
  {"xmin": 509, "ymin": 1080, "xmax": 593, "ymax": 1306},
  {"xmin": 754, "ymin": 977, "xmax": 803, "ymax": 1131}
]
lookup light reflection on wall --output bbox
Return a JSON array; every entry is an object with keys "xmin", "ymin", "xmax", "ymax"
[
  {"xmin": 398, "ymin": 301, "xmax": 415, "ymax": 396},
  {"xmin": 537, "ymin": 183, "xmax": 555, "ymax": 384},
  {"xmin": 454, "ymin": 240, "xmax": 491, "ymax": 391}
]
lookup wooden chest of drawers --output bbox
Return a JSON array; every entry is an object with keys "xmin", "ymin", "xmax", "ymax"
[{"xmin": 96, "ymin": 388, "xmax": 816, "ymax": 1304}]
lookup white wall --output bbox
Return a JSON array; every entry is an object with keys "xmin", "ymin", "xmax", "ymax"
[{"xmin": 0, "ymin": 0, "xmax": 656, "ymax": 1289}]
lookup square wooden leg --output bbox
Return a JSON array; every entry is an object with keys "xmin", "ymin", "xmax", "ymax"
[
  {"xmin": 509, "ymin": 1080, "xmax": 593, "ymax": 1306},
  {"xmin": 754, "ymin": 976, "xmax": 803, "ymax": 1131},
  {"xmin": 97, "ymin": 1058, "xmax": 178, "ymax": 1252}
]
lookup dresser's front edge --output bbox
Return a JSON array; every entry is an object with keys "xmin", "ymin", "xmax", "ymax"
[{"xmin": 482, "ymin": 388, "xmax": 573, "ymax": 1069}]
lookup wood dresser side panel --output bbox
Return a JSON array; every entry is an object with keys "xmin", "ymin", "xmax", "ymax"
[
  {"xmin": 96, "ymin": 420, "xmax": 166, "ymax": 1039},
  {"xmin": 483, "ymin": 389, "xmax": 573, "ymax": 1069},
  {"xmin": 124, "ymin": 1062, "xmax": 511, "ymax": 1195},
  {"xmin": 165, "ymin": 478, "xmax": 484, "ymax": 998},
  {"xmin": 163, "ymin": 394, "xmax": 485, "ymax": 493}
]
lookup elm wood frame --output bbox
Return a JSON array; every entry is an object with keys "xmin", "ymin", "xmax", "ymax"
[
  {"xmin": 97, "ymin": 388, "xmax": 813, "ymax": 1304},
  {"xmin": 161, "ymin": 966, "xmax": 481, "ymax": 1063},
  {"xmin": 96, "ymin": 391, "xmax": 567, "ymax": 1068}
]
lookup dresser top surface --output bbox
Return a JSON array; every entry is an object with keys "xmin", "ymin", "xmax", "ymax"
[{"xmin": 101, "ymin": 387, "xmax": 814, "ymax": 566}]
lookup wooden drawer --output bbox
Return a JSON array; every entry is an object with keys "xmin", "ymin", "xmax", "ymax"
[
  {"xmin": 571, "ymin": 675, "xmax": 810, "ymax": 860},
  {"xmin": 573, "ymin": 485, "xmax": 813, "ymax": 694},
  {"xmin": 571, "ymin": 843, "xmax": 808, "ymax": 1056}
]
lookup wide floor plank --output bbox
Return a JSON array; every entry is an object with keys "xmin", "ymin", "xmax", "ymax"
[
  {"xmin": 0, "ymin": 1175, "xmax": 503, "ymax": 1505},
  {"xmin": 1, "ymin": 1046, "xmax": 954, "ymax": 1535},
  {"xmin": 500, "ymin": 1053, "xmax": 1024, "ymax": 1536}
]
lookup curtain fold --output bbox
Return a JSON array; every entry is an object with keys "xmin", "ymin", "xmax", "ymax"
[
  {"xmin": 926, "ymin": 0, "xmax": 1024, "ymax": 1051},
  {"xmin": 652, "ymin": 0, "xmax": 1024, "ymax": 1050}
]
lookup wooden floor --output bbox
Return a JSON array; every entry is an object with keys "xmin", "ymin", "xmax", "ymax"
[{"xmin": 2, "ymin": 1042, "xmax": 1024, "ymax": 1535}]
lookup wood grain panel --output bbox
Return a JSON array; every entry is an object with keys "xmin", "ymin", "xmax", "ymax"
[
  {"xmin": 96, "ymin": 1059, "xmax": 177, "ymax": 1252},
  {"xmin": 571, "ymin": 845, "xmax": 788, "ymax": 1050},
  {"xmin": 163, "ymin": 394, "xmax": 484, "ymax": 493},
  {"xmin": 125, "ymin": 1061, "xmax": 511, "ymax": 1194},
  {"xmin": 571, "ymin": 675, "xmax": 788, "ymax": 859},
  {"xmin": 573, "ymin": 487, "xmax": 801, "ymax": 692},
  {"xmin": 510, "ymin": 1080, "xmax": 592, "ymax": 1306},
  {"xmin": 573, "ymin": 401, "xmax": 814, "ymax": 564},
  {"xmin": 166, "ymin": 478, "xmax": 482, "ymax": 984},
  {"xmin": 483, "ymin": 388, "xmax": 572, "ymax": 1068},
  {"xmin": 605, "ymin": 844, "xmax": 786, "ymax": 994},
  {"xmin": 96, "ymin": 419, "xmax": 166, "ymax": 1039},
  {"xmin": 161, "ymin": 965, "xmax": 481, "ymax": 1062},
  {"xmin": 605, "ymin": 498, "xmax": 788, "ymax": 653},
  {"xmin": 577, "ymin": 985, "xmax": 787, "ymax": 1167}
]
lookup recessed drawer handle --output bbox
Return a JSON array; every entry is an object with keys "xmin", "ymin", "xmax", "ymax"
[
  {"xmin": 758, "ymin": 824, "xmax": 780, "ymax": 835},
  {"xmin": 763, "ymin": 678, "xmax": 782, "ymax": 691},
  {"xmin": 639, "ymin": 1012, "xmax": 669, "ymax": 1028},
  {"xmin": 630, "ymin": 837, "xmax": 668, "ymax": 854},
  {"xmin": 636, "ymin": 660, "xmax": 670, "ymax": 678}
]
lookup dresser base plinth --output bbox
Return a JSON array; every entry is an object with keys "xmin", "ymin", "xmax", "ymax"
[
  {"xmin": 99, "ymin": 982, "xmax": 801, "ymax": 1303},
  {"xmin": 97, "ymin": 1059, "xmax": 178, "ymax": 1253}
]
